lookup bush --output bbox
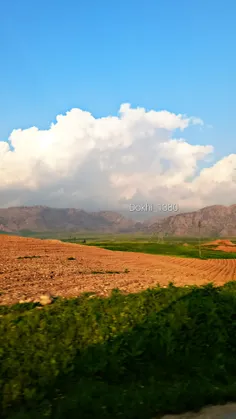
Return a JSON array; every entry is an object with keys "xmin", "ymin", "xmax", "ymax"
[{"xmin": 1, "ymin": 282, "xmax": 236, "ymax": 418}]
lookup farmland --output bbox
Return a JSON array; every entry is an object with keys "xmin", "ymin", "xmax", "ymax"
[
  {"xmin": 82, "ymin": 239, "xmax": 236, "ymax": 258},
  {"xmin": 0, "ymin": 235, "xmax": 236, "ymax": 305},
  {"xmin": 1, "ymin": 234, "xmax": 236, "ymax": 418}
]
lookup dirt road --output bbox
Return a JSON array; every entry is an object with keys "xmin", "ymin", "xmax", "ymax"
[{"xmin": 160, "ymin": 403, "xmax": 236, "ymax": 418}]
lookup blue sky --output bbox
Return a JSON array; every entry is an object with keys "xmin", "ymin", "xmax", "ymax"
[{"xmin": 0, "ymin": 0, "xmax": 235, "ymax": 159}]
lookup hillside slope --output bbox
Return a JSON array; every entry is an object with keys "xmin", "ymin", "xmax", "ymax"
[
  {"xmin": 0, "ymin": 206, "xmax": 136, "ymax": 233},
  {"xmin": 147, "ymin": 205, "xmax": 236, "ymax": 237},
  {"xmin": 0, "ymin": 204, "xmax": 236, "ymax": 236}
]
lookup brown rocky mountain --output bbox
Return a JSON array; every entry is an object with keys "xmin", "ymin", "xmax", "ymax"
[
  {"xmin": 0, "ymin": 206, "xmax": 137, "ymax": 233},
  {"xmin": 0, "ymin": 204, "xmax": 235, "ymax": 236},
  {"xmin": 146, "ymin": 205, "xmax": 236, "ymax": 237}
]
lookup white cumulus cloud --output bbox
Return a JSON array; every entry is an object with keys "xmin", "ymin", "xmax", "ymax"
[{"xmin": 0, "ymin": 103, "xmax": 235, "ymax": 213}]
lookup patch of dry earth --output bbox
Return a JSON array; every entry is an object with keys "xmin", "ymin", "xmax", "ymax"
[
  {"xmin": 160, "ymin": 403, "xmax": 236, "ymax": 418},
  {"xmin": 0, "ymin": 235, "xmax": 236, "ymax": 305}
]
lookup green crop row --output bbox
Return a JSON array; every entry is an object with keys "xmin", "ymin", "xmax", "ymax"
[{"xmin": 83, "ymin": 241, "xmax": 236, "ymax": 259}]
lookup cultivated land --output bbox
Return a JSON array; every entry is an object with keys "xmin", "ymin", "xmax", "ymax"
[
  {"xmin": 1, "ymin": 234, "xmax": 236, "ymax": 419},
  {"xmin": 1, "ymin": 235, "xmax": 236, "ymax": 305}
]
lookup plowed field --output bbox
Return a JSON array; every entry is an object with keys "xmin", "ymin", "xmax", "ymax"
[
  {"xmin": 0, "ymin": 235, "xmax": 236, "ymax": 305},
  {"xmin": 202, "ymin": 239, "xmax": 236, "ymax": 253}
]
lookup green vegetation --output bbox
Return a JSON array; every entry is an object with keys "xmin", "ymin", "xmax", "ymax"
[
  {"xmin": 82, "ymin": 241, "xmax": 236, "ymax": 259},
  {"xmin": 18, "ymin": 230, "xmax": 151, "ymax": 240},
  {"xmin": 59, "ymin": 234, "xmax": 236, "ymax": 259},
  {"xmin": 0, "ymin": 231, "xmax": 18, "ymax": 236},
  {"xmin": 8, "ymin": 229, "xmax": 236, "ymax": 259},
  {"xmin": 1, "ymin": 282, "xmax": 236, "ymax": 418}
]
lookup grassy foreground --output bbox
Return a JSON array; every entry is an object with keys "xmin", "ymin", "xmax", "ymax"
[{"xmin": 1, "ymin": 282, "xmax": 236, "ymax": 418}]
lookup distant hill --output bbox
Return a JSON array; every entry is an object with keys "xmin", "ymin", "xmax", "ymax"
[
  {"xmin": 0, "ymin": 204, "xmax": 235, "ymax": 237},
  {"xmin": 146, "ymin": 205, "xmax": 236, "ymax": 237},
  {"xmin": 0, "ymin": 206, "xmax": 137, "ymax": 233}
]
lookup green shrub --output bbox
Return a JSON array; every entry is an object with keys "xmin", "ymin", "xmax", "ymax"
[{"xmin": 0, "ymin": 282, "xmax": 236, "ymax": 418}]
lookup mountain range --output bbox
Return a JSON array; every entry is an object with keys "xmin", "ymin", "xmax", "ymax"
[{"xmin": 0, "ymin": 204, "xmax": 236, "ymax": 237}]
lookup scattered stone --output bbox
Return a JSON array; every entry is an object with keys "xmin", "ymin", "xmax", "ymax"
[
  {"xmin": 38, "ymin": 292, "xmax": 53, "ymax": 306},
  {"xmin": 19, "ymin": 296, "xmax": 33, "ymax": 304}
]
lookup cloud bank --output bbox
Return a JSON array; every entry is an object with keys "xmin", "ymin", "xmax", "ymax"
[{"xmin": 0, "ymin": 103, "xmax": 235, "ymax": 213}]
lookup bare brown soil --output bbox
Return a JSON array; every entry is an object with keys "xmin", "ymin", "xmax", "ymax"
[
  {"xmin": 202, "ymin": 239, "xmax": 236, "ymax": 253},
  {"xmin": 0, "ymin": 235, "xmax": 236, "ymax": 305},
  {"xmin": 203, "ymin": 239, "xmax": 235, "ymax": 246},
  {"xmin": 216, "ymin": 245, "xmax": 236, "ymax": 253}
]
